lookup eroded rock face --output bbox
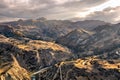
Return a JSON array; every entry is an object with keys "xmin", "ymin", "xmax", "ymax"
[{"xmin": 36, "ymin": 57, "xmax": 120, "ymax": 80}]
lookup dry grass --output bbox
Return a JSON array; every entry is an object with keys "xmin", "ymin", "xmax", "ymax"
[
  {"xmin": 74, "ymin": 57, "xmax": 120, "ymax": 72},
  {"xmin": 29, "ymin": 40, "xmax": 68, "ymax": 52},
  {"xmin": 0, "ymin": 55, "xmax": 30, "ymax": 80},
  {"xmin": 17, "ymin": 44, "xmax": 32, "ymax": 51},
  {"xmin": 17, "ymin": 40, "xmax": 70, "ymax": 53}
]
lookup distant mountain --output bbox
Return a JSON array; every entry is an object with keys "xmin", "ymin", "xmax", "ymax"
[
  {"xmin": 0, "ymin": 19, "xmax": 119, "ymax": 59},
  {"xmin": 0, "ymin": 24, "xmax": 23, "ymax": 38},
  {"xmin": 72, "ymin": 20, "xmax": 109, "ymax": 30},
  {"xmin": 77, "ymin": 23, "xmax": 120, "ymax": 58},
  {"xmin": 56, "ymin": 29, "xmax": 94, "ymax": 49},
  {"xmin": 78, "ymin": 24, "xmax": 120, "ymax": 51},
  {"xmin": 1, "ymin": 18, "xmax": 107, "ymax": 41},
  {"xmin": 56, "ymin": 23, "xmax": 120, "ymax": 59}
]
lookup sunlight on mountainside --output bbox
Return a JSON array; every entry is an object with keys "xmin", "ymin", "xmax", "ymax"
[
  {"xmin": 17, "ymin": 40, "xmax": 70, "ymax": 53},
  {"xmin": 0, "ymin": 55, "xmax": 30, "ymax": 80},
  {"xmin": 74, "ymin": 57, "xmax": 120, "ymax": 71}
]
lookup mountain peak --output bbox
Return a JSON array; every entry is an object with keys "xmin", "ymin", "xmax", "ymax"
[
  {"xmin": 36, "ymin": 17, "xmax": 47, "ymax": 21},
  {"xmin": 18, "ymin": 19, "xmax": 24, "ymax": 22}
]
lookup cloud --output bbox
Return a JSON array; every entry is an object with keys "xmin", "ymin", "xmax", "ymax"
[
  {"xmin": 82, "ymin": 6, "xmax": 120, "ymax": 23},
  {"xmin": 0, "ymin": 0, "xmax": 110, "ymax": 22},
  {"xmin": 0, "ymin": 0, "xmax": 9, "ymax": 9}
]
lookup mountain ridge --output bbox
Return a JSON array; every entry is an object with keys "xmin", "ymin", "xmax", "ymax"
[{"xmin": 0, "ymin": 19, "xmax": 120, "ymax": 80}]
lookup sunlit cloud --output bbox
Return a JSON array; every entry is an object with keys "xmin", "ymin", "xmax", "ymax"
[
  {"xmin": 0, "ymin": 0, "xmax": 119, "ymax": 23},
  {"xmin": 80, "ymin": 6, "xmax": 120, "ymax": 23}
]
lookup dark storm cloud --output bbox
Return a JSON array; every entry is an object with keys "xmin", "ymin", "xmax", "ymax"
[
  {"xmin": 83, "ymin": 6, "xmax": 120, "ymax": 23},
  {"xmin": 0, "ymin": 0, "xmax": 109, "ymax": 21}
]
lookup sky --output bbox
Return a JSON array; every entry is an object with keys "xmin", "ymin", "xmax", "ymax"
[{"xmin": 0, "ymin": 0, "xmax": 120, "ymax": 23}]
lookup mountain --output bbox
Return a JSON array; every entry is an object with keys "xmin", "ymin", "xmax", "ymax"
[
  {"xmin": 0, "ymin": 34, "xmax": 73, "ymax": 71},
  {"xmin": 56, "ymin": 23, "xmax": 120, "ymax": 59},
  {"xmin": 0, "ymin": 19, "xmax": 119, "ymax": 80},
  {"xmin": 56, "ymin": 29, "xmax": 94, "ymax": 49},
  {"xmin": 1, "ymin": 18, "xmax": 107, "ymax": 41},
  {"xmin": 0, "ymin": 24, "xmax": 23, "ymax": 38},
  {"xmin": 81, "ymin": 24, "xmax": 120, "ymax": 59},
  {"xmin": 76, "ymin": 24, "xmax": 120, "ymax": 57},
  {"xmin": 72, "ymin": 20, "xmax": 108, "ymax": 30}
]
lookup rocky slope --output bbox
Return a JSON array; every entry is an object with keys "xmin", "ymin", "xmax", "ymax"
[
  {"xmin": 76, "ymin": 24, "xmax": 120, "ymax": 57},
  {"xmin": 56, "ymin": 29, "xmax": 94, "ymax": 49},
  {"xmin": 0, "ymin": 35, "xmax": 30, "ymax": 80},
  {"xmin": 0, "ymin": 24, "xmax": 23, "ymax": 38},
  {"xmin": 34, "ymin": 56, "xmax": 120, "ymax": 80},
  {"xmin": 0, "ymin": 34, "xmax": 72, "ymax": 72},
  {"xmin": 0, "ymin": 54, "xmax": 30, "ymax": 80},
  {"xmin": 57, "ymin": 23, "xmax": 120, "ymax": 59}
]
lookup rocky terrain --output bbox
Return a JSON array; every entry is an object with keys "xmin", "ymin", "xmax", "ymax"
[
  {"xmin": 37, "ymin": 56, "xmax": 120, "ymax": 80},
  {"xmin": 0, "ymin": 34, "xmax": 72, "ymax": 79},
  {"xmin": 0, "ymin": 54, "xmax": 30, "ymax": 80},
  {"xmin": 0, "ymin": 34, "xmax": 72, "ymax": 68},
  {"xmin": 0, "ymin": 19, "xmax": 120, "ymax": 80},
  {"xmin": 56, "ymin": 29, "xmax": 94, "ymax": 50},
  {"xmin": 0, "ymin": 35, "xmax": 30, "ymax": 80}
]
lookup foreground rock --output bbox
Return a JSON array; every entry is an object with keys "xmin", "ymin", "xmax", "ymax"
[
  {"xmin": 0, "ymin": 54, "xmax": 30, "ymax": 80},
  {"xmin": 35, "ymin": 57, "xmax": 120, "ymax": 80}
]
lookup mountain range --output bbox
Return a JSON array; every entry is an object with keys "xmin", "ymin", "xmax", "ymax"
[{"xmin": 0, "ymin": 18, "xmax": 120, "ymax": 80}]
